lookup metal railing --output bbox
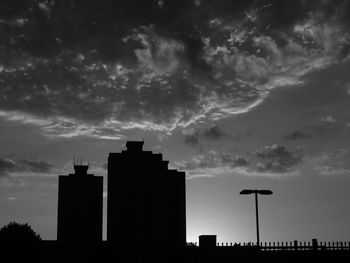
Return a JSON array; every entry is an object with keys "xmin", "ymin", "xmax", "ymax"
[{"xmin": 187, "ymin": 239, "xmax": 350, "ymax": 251}]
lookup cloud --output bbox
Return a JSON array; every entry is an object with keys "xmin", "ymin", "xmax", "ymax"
[
  {"xmin": 127, "ymin": 24, "xmax": 185, "ymax": 75},
  {"xmin": 173, "ymin": 150, "xmax": 250, "ymax": 178},
  {"xmin": 346, "ymin": 82, "xmax": 350, "ymax": 95},
  {"xmin": 100, "ymin": 161, "xmax": 108, "ymax": 170},
  {"xmin": 307, "ymin": 149, "xmax": 350, "ymax": 176},
  {"xmin": 254, "ymin": 144, "xmax": 303, "ymax": 173},
  {"xmin": 321, "ymin": 115, "xmax": 336, "ymax": 123},
  {"xmin": 255, "ymin": 144, "xmax": 296, "ymax": 158},
  {"xmin": 300, "ymin": 116, "xmax": 350, "ymax": 137},
  {"xmin": 0, "ymin": 158, "xmax": 53, "ymax": 177},
  {"xmin": 175, "ymin": 151, "xmax": 248, "ymax": 170},
  {"xmin": 183, "ymin": 128, "xmax": 199, "ymax": 146},
  {"xmin": 315, "ymin": 165, "xmax": 350, "ymax": 176},
  {"xmin": 0, "ymin": 159, "xmax": 17, "ymax": 177},
  {"xmin": 203, "ymin": 125, "xmax": 226, "ymax": 140},
  {"xmin": 284, "ymin": 131, "xmax": 312, "ymax": 140},
  {"xmin": 230, "ymin": 156, "xmax": 249, "ymax": 167},
  {"xmin": 0, "ymin": 1, "xmax": 349, "ymax": 139},
  {"xmin": 174, "ymin": 144, "xmax": 303, "ymax": 178},
  {"xmin": 5, "ymin": 197, "xmax": 17, "ymax": 201},
  {"xmin": 183, "ymin": 124, "xmax": 228, "ymax": 146}
]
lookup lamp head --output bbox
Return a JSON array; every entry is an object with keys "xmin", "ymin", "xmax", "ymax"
[
  {"xmin": 240, "ymin": 189, "xmax": 255, "ymax": 195},
  {"xmin": 257, "ymin": 190, "xmax": 273, "ymax": 195}
]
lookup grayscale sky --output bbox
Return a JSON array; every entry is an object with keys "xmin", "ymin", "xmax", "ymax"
[{"xmin": 0, "ymin": 0, "xmax": 350, "ymax": 243}]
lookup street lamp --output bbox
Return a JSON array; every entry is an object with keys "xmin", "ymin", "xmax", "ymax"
[{"xmin": 240, "ymin": 189, "xmax": 273, "ymax": 247}]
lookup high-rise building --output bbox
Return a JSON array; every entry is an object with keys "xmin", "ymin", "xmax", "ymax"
[
  {"xmin": 57, "ymin": 163, "xmax": 103, "ymax": 243},
  {"xmin": 107, "ymin": 141, "xmax": 186, "ymax": 247}
]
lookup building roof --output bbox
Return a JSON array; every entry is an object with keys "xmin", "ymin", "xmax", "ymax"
[{"xmin": 126, "ymin": 141, "xmax": 144, "ymax": 152}]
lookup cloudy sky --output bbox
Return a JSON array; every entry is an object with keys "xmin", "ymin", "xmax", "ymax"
[{"xmin": 1, "ymin": 0, "xmax": 350, "ymax": 243}]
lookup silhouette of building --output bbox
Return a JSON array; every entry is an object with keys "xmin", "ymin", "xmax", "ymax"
[
  {"xmin": 199, "ymin": 235, "xmax": 217, "ymax": 248},
  {"xmin": 57, "ymin": 163, "xmax": 103, "ymax": 243},
  {"xmin": 107, "ymin": 141, "xmax": 186, "ymax": 247}
]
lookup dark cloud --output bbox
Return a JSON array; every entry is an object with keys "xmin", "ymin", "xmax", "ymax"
[
  {"xmin": 203, "ymin": 125, "xmax": 226, "ymax": 140},
  {"xmin": 256, "ymin": 160, "xmax": 292, "ymax": 173},
  {"xmin": 284, "ymin": 130, "xmax": 312, "ymax": 140},
  {"xmin": 221, "ymin": 154, "xmax": 249, "ymax": 167},
  {"xmin": 0, "ymin": 157, "xmax": 53, "ymax": 177},
  {"xmin": 19, "ymin": 159, "xmax": 52, "ymax": 173},
  {"xmin": 175, "ymin": 144, "xmax": 303, "ymax": 177},
  {"xmin": 255, "ymin": 144, "xmax": 303, "ymax": 173},
  {"xmin": 232, "ymin": 156, "xmax": 249, "ymax": 167},
  {"xmin": 0, "ymin": 158, "xmax": 17, "ymax": 177},
  {"xmin": 0, "ymin": 0, "xmax": 349, "ymax": 138},
  {"xmin": 183, "ymin": 125, "xmax": 227, "ymax": 146},
  {"xmin": 183, "ymin": 128, "xmax": 199, "ymax": 147},
  {"xmin": 99, "ymin": 161, "xmax": 108, "ymax": 170},
  {"xmin": 0, "ymin": 0, "xmax": 203, "ymax": 59},
  {"xmin": 293, "ymin": 115, "xmax": 350, "ymax": 139}
]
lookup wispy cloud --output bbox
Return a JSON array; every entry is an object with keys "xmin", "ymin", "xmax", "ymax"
[
  {"xmin": 0, "ymin": 157, "xmax": 53, "ymax": 178},
  {"xmin": 307, "ymin": 149, "xmax": 350, "ymax": 177},
  {"xmin": 315, "ymin": 166, "xmax": 350, "ymax": 176},
  {"xmin": 5, "ymin": 197, "xmax": 17, "ymax": 201}
]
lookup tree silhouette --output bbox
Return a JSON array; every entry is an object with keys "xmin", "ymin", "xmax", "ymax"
[{"xmin": 0, "ymin": 222, "xmax": 41, "ymax": 242}]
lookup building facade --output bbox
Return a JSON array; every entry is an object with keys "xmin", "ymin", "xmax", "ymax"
[
  {"xmin": 107, "ymin": 141, "xmax": 186, "ymax": 247},
  {"xmin": 57, "ymin": 164, "xmax": 103, "ymax": 243}
]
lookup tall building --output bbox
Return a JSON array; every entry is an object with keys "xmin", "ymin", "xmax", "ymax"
[
  {"xmin": 57, "ymin": 163, "xmax": 103, "ymax": 243},
  {"xmin": 107, "ymin": 141, "xmax": 186, "ymax": 247}
]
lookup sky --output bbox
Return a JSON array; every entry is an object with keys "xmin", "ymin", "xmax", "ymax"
[{"xmin": 0, "ymin": 0, "xmax": 350, "ymax": 243}]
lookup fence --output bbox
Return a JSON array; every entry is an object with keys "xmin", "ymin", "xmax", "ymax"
[{"xmin": 187, "ymin": 239, "xmax": 350, "ymax": 251}]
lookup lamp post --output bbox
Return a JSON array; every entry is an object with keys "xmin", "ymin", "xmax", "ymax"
[{"xmin": 240, "ymin": 189, "xmax": 273, "ymax": 247}]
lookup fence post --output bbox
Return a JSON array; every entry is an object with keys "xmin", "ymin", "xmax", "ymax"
[
  {"xmin": 294, "ymin": 240, "xmax": 298, "ymax": 251},
  {"xmin": 312, "ymin": 238, "xmax": 318, "ymax": 251}
]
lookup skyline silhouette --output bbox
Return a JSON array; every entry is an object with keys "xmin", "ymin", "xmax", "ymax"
[
  {"xmin": 0, "ymin": 140, "xmax": 344, "ymax": 248},
  {"xmin": 1, "ymin": 142, "xmax": 349, "ymax": 248},
  {"xmin": 107, "ymin": 141, "xmax": 186, "ymax": 247},
  {"xmin": 1, "ymin": 0, "xmax": 350, "ymax": 246},
  {"xmin": 0, "ymin": 141, "xmax": 349, "ymax": 262},
  {"xmin": 57, "ymin": 162, "xmax": 103, "ymax": 243}
]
